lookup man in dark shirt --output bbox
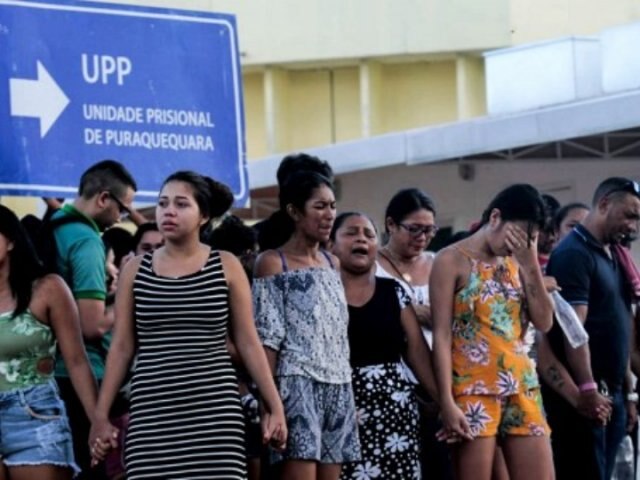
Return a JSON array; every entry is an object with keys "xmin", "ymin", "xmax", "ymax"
[{"xmin": 543, "ymin": 177, "xmax": 640, "ymax": 480}]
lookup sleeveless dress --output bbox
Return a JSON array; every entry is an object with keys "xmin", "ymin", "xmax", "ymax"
[{"xmin": 125, "ymin": 250, "xmax": 246, "ymax": 479}]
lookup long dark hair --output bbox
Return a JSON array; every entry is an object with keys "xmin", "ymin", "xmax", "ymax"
[
  {"xmin": 384, "ymin": 188, "xmax": 436, "ymax": 234},
  {"xmin": 258, "ymin": 171, "xmax": 334, "ymax": 250},
  {"xmin": 162, "ymin": 171, "xmax": 234, "ymax": 238},
  {"xmin": 0, "ymin": 205, "xmax": 45, "ymax": 317},
  {"xmin": 477, "ymin": 184, "xmax": 547, "ymax": 235},
  {"xmin": 255, "ymin": 155, "xmax": 335, "ymax": 251},
  {"xmin": 279, "ymin": 171, "xmax": 334, "ymax": 238}
]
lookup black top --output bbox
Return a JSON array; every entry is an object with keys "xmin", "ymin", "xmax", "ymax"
[
  {"xmin": 347, "ymin": 277, "xmax": 408, "ymax": 368},
  {"xmin": 546, "ymin": 225, "xmax": 632, "ymax": 389}
]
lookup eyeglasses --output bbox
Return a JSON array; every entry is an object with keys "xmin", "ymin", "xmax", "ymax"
[
  {"xmin": 604, "ymin": 180, "xmax": 640, "ymax": 200},
  {"xmin": 107, "ymin": 192, "xmax": 131, "ymax": 219},
  {"xmin": 398, "ymin": 223, "xmax": 439, "ymax": 237}
]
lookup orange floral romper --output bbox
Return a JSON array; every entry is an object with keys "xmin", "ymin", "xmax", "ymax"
[{"xmin": 451, "ymin": 248, "xmax": 550, "ymax": 437}]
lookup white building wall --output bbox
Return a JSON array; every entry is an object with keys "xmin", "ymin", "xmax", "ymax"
[{"xmin": 338, "ymin": 158, "xmax": 640, "ymax": 260}]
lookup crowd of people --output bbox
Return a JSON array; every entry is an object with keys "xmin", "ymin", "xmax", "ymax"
[{"xmin": 0, "ymin": 155, "xmax": 638, "ymax": 480}]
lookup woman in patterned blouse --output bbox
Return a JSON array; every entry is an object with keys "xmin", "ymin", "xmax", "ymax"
[{"xmin": 253, "ymin": 167, "xmax": 361, "ymax": 480}]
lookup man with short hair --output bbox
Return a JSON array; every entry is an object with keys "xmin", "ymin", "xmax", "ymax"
[
  {"xmin": 53, "ymin": 159, "xmax": 136, "ymax": 479},
  {"xmin": 543, "ymin": 177, "xmax": 640, "ymax": 480}
]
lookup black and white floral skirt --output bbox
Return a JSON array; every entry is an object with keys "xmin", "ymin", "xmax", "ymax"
[{"xmin": 340, "ymin": 362, "xmax": 421, "ymax": 480}]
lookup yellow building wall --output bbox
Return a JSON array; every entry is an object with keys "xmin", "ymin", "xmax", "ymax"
[
  {"xmin": 380, "ymin": 61, "xmax": 458, "ymax": 133},
  {"xmin": 287, "ymin": 70, "xmax": 333, "ymax": 150},
  {"xmin": 0, "ymin": 197, "xmax": 41, "ymax": 218},
  {"xmin": 245, "ymin": 60, "xmax": 476, "ymax": 155},
  {"xmin": 456, "ymin": 56, "xmax": 487, "ymax": 119},
  {"xmin": 333, "ymin": 67, "xmax": 361, "ymax": 143},
  {"xmin": 510, "ymin": 0, "xmax": 640, "ymax": 44},
  {"xmin": 243, "ymin": 72, "xmax": 267, "ymax": 159}
]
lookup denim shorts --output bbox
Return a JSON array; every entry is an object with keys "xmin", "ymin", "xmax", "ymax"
[{"xmin": 0, "ymin": 380, "xmax": 79, "ymax": 474}]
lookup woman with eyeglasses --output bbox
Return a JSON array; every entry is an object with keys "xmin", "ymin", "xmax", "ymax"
[
  {"xmin": 376, "ymin": 188, "xmax": 450, "ymax": 478},
  {"xmin": 377, "ymin": 188, "xmax": 439, "ymax": 343}
]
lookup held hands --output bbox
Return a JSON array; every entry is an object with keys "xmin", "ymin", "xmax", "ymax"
[
  {"xmin": 576, "ymin": 390, "xmax": 613, "ymax": 425},
  {"xmin": 259, "ymin": 402, "xmax": 287, "ymax": 452},
  {"xmin": 88, "ymin": 418, "xmax": 119, "ymax": 466},
  {"xmin": 436, "ymin": 402, "xmax": 474, "ymax": 444}
]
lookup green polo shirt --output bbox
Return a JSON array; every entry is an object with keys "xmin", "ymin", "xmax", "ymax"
[{"xmin": 52, "ymin": 205, "xmax": 107, "ymax": 379}]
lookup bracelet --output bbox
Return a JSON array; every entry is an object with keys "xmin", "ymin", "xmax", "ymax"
[
  {"xmin": 626, "ymin": 393, "xmax": 639, "ymax": 403},
  {"xmin": 578, "ymin": 381, "xmax": 598, "ymax": 393}
]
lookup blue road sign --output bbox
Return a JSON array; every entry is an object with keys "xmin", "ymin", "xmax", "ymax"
[{"xmin": 0, "ymin": 0, "xmax": 247, "ymax": 205}]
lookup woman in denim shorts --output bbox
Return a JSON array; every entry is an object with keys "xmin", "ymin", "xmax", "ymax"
[
  {"xmin": 253, "ymin": 163, "xmax": 361, "ymax": 480},
  {"xmin": 0, "ymin": 205, "xmax": 113, "ymax": 479}
]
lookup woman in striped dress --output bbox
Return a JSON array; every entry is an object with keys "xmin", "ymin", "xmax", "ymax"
[{"xmin": 90, "ymin": 171, "xmax": 286, "ymax": 479}]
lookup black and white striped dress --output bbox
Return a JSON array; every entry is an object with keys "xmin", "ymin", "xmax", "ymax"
[{"xmin": 125, "ymin": 250, "xmax": 246, "ymax": 479}]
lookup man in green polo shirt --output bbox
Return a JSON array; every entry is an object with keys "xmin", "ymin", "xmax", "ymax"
[{"xmin": 53, "ymin": 159, "xmax": 137, "ymax": 479}]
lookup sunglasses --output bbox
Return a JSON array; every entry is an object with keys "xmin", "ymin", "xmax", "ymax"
[
  {"xmin": 107, "ymin": 192, "xmax": 131, "ymax": 219},
  {"xmin": 604, "ymin": 180, "xmax": 640, "ymax": 199},
  {"xmin": 398, "ymin": 223, "xmax": 439, "ymax": 237}
]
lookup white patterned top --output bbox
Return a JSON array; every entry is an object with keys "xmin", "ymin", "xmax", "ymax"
[{"xmin": 253, "ymin": 267, "xmax": 352, "ymax": 383}]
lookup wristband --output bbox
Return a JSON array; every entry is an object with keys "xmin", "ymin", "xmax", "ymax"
[
  {"xmin": 626, "ymin": 393, "xmax": 639, "ymax": 403},
  {"xmin": 578, "ymin": 381, "xmax": 598, "ymax": 393}
]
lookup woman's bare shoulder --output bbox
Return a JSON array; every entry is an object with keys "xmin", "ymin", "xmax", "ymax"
[{"xmin": 254, "ymin": 250, "xmax": 284, "ymax": 278}]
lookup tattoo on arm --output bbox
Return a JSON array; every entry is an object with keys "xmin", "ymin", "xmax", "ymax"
[{"xmin": 547, "ymin": 366, "xmax": 565, "ymax": 389}]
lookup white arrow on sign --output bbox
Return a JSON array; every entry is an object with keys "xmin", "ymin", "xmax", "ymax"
[{"xmin": 9, "ymin": 61, "xmax": 70, "ymax": 138}]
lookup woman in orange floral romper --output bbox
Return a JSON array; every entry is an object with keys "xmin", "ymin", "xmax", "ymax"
[{"xmin": 431, "ymin": 184, "xmax": 555, "ymax": 480}]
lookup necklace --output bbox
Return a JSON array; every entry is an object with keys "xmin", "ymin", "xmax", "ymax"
[{"xmin": 380, "ymin": 248, "xmax": 414, "ymax": 284}]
